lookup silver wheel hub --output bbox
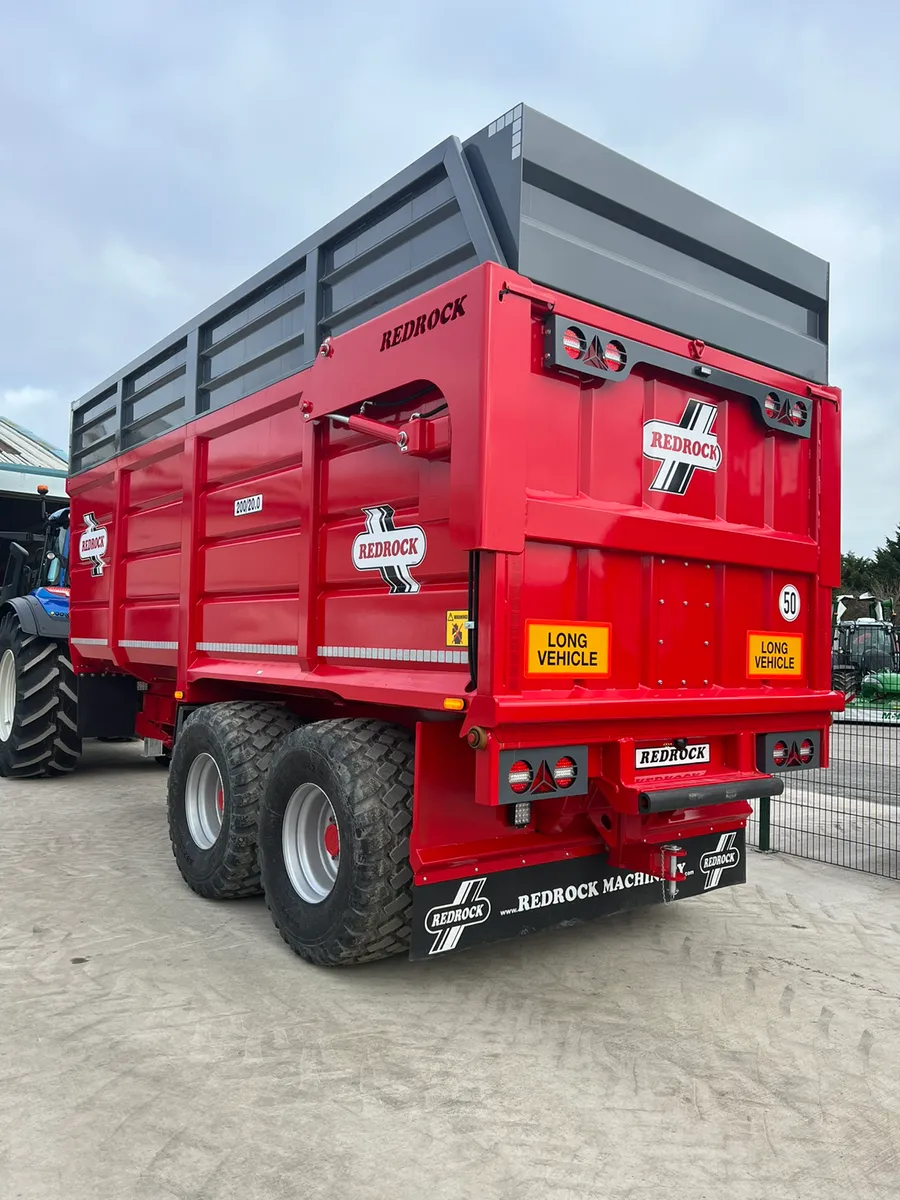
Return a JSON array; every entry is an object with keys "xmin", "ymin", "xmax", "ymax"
[
  {"xmin": 184, "ymin": 752, "xmax": 225, "ymax": 850},
  {"xmin": 0, "ymin": 649, "xmax": 16, "ymax": 743},
  {"xmin": 282, "ymin": 783, "xmax": 340, "ymax": 904}
]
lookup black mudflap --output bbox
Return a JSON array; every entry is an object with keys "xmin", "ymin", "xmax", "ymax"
[{"xmin": 410, "ymin": 828, "xmax": 746, "ymax": 960}]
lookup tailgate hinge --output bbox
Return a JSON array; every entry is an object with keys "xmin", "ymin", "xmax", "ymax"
[{"xmin": 807, "ymin": 384, "xmax": 840, "ymax": 410}]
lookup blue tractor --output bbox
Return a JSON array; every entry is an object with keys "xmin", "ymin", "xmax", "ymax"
[{"xmin": 0, "ymin": 494, "xmax": 80, "ymax": 777}]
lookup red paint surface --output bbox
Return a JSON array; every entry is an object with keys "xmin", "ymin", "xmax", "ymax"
[{"xmin": 68, "ymin": 262, "xmax": 842, "ymax": 884}]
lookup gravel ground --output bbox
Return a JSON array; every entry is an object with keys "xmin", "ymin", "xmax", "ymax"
[{"xmin": 1, "ymin": 741, "xmax": 899, "ymax": 1200}]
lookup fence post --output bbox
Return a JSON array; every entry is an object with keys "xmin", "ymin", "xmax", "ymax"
[{"xmin": 757, "ymin": 796, "xmax": 771, "ymax": 852}]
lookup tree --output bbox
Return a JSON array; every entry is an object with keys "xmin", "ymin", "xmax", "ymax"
[
  {"xmin": 872, "ymin": 526, "xmax": 900, "ymax": 608},
  {"xmin": 840, "ymin": 550, "xmax": 876, "ymax": 594},
  {"xmin": 837, "ymin": 527, "xmax": 900, "ymax": 614}
]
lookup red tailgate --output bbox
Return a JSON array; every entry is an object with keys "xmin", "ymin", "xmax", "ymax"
[{"xmin": 483, "ymin": 286, "xmax": 841, "ymax": 718}]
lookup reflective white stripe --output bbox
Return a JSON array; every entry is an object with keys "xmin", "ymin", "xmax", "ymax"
[
  {"xmin": 318, "ymin": 646, "xmax": 468, "ymax": 665},
  {"xmin": 197, "ymin": 642, "xmax": 298, "ymax": 655},
  {"xmin": 487, "ymin": 107, "xmax": 523, "ymax": 160},
  {"xmin": 81, "ymin": 639, "xmax": 466, "ymax": 661},
  {"xmin": 120, "ymin": 640, "xmax": 178, "ymax": 650}
]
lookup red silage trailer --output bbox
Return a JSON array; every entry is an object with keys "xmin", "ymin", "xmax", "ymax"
[{"xmin": 61, "ymin": 108, "xmax": 840, "ymax": 963}]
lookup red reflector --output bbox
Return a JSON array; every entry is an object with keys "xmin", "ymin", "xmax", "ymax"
[
  {"xmin": 508, "ymin": 760, "xmax": 534, "ymax": 795},
  {"xmin": 563, "ymin": 327, "xmax": 585, "ymax": 359},
  {"xmin": 765, "ymin": 393, "xmax": 779, "ymax": 419},
  {"xmin": 603, "ymin": 340, "xmax": 626, "ymax": 371},
  {"xmin": 789, "ymin": 400, "xmax": 807, "ymax": 426},
  {"xmin": 553, "ymin": 756, "xmax": 577, "ymax": 789},
  {"xmin": 772, "ymin": 740, "xmax": 788, "ymax": 767},
  {"xmin": 799, "ymin": 738, "xmax": 815, "ymax": 764}
]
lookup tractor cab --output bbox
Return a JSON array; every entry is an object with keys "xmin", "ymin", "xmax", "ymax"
[
  {"xmin": 0, "ymin": 490, "xmax": 71, "ymax": 606},
  {"xmin": 36, "ymin": 508, "xmax": 70, "ymax": 589},
  {"xmin": 832, "ymin": 595, "xmax": 900, "ymax": 698}
]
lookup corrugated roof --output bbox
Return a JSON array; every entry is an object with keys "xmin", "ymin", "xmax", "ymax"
[{"xmin": 0, "ymin": 417, "xmax": 67, "ymax": 470}]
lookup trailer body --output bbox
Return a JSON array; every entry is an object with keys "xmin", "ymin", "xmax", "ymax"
[{"xmin": 62, "ymin": 107, "xmax": 840, "ymax": 961}]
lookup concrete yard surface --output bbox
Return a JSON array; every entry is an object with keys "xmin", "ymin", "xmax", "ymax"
[{"xmin": 1, "ymin": 743, "xmax": 899, "ymax": 1200}]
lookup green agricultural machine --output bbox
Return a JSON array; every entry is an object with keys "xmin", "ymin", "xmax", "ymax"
[
  {"xmin": 832, "ymin": 593, "xmax": 900, "ymax": 710},
  {"xmin": 846, "ymin": 670, "xmax": 900, "ymax": 722}
]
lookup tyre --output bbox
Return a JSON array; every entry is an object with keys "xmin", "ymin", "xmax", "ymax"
[
  {"xmin": 259, "ymin": 719, "xmax": 414, "ymax": 966},
  {"xmin": 0, "ymin": 611, "xmax": 81, "ymax": 779},
  {"xmin": 833, "ymin": 666, "xmax": 860, "ymax": 701},
  {"xmin": 50, "ymin": 647, "xmax": 81, "ymax": 775},
  {"xmin": 167, "ymin": 701, "xmax": 300, "ymax": 899}
]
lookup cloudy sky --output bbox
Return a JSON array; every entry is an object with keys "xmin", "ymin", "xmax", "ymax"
[{"xmin": 1, "ymin": 0, "xmax": 897, "ymax": 554}]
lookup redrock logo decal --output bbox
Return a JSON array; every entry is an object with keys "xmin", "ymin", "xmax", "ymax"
[
  {"xmin": 699, "ymin": 832, "xmax": 740, "ymax": 890},
  {"xmin": 78, "ymin": 512, "xmax": 108, "ymax": 577},
  {"xmin": 643, "ymin": 399, "xmax": 721, "ymax": 495},
  {"xmin": 635, "ymin": 743, "xmax": 711, "ymax": 770},
  {"xmin": 352, "ymin": 505, "xmax": 426, "ymax": 594},
  {"xmin": 425, "ymin": 878, "xmax": 490, "ymax": 954},
  {"xmin": 379, "ymin": 295, "xmax": 466, "ymax": 351}
]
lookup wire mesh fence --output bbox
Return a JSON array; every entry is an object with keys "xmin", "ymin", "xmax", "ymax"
[{"xmin": 748, "ymin": 713, "xmax": 900, "ymax": 879}]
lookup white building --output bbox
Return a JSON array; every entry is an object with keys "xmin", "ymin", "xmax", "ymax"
[{"xmin": 0, "ymin": 418, "xmax": 68, "ymax": 578}]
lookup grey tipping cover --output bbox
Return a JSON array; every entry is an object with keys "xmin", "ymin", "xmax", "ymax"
[
  {"xmin": 464, "ymin": 106, "xmax": 827, "ymax": 385},
  {"xmin": 70, "ymin": 104, "xmax": 828, "ymax": 474}
]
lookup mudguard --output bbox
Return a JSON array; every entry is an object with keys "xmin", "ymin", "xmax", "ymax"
[{"xmin": 3, "ymin": 594, "xmax": 70, "ymax": 642}]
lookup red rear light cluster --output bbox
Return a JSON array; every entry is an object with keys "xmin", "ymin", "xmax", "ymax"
[
  {"xmin": 553, "ymin": 756, "xmax": 578, "ymax": 789},
  {"xmin": 759, "ymin": 732, "xmax": 820, "ymax": 773},
  {"xmin": 603, "ymin": 340, "xmax": 626, "ymax": 371},
  {"xmin": 502, "ymin": 747, "xmax": 587, "ymax": 801},
  {"xmin": 508, "ymin": 760, "xmax": 533, "ymax": 795},
  {"xmin": 772, "ymin": 740, "xmax": 789, "ymax": 768},
  {"xmin": 562, "ymin": 327, "xmax": 585, "ymax": 359},
  {"xmin": 557, "ymin": 326, "xmax": 626, "ymax": 374},
  {"xmin": 763, "ymin": 392, "xmax": 809, "ymax": 430},
  {"xmin": 789, "ymin": 400, "xmax": 807, "ymax": 427}
]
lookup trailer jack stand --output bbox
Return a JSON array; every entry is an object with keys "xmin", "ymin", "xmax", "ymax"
[
  {"xmin": 607, "ymin": 841, "xmax": 687, "ymax": 899},
  {"xmin": 660, "ymin": 844, "xmax": 686, "ymax": 901}
]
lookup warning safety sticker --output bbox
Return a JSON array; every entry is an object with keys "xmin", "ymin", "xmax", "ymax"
[
  {"xmin": 446, "ymin": 610, "xmax": 469, "ymax": 648},
  {"xmin": 525, "ymin": 621, "xmax": 611, "ymax": 677},
  {"xmin": 747, "ymin": 632, "xmax": 803, "ymax": 678}
]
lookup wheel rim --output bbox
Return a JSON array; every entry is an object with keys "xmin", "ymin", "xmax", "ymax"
[
  {"xmin": 282, "ymin": 783, "xmax": 340, "ymax": 904},
  {"xmin": 184, "ymin": 752, "xmax": 225, "ymax": 850},
  {"xmin": 0, "ymin": 649, "xmax": 16, "ymax": 743}
]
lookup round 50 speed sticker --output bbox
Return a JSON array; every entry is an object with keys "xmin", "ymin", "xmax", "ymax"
[{"xmin": 778, "ymin": 584, "xmax": 800, "ymax": 622}]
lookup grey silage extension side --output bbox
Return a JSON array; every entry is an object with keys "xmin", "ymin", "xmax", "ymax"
[{"xmin": 70, "ymin": 104, "xmax": 829, "ymax": 475}]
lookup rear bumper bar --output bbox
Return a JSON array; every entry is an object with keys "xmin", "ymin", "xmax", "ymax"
[{"xmin": 638, "ymin": 775, "xmax": 784, "ymax": 814}]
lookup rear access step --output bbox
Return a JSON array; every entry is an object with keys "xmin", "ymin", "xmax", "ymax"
[{"xmin": 638, "ymin": 776, "xmax": 784, "ymax": 813}]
